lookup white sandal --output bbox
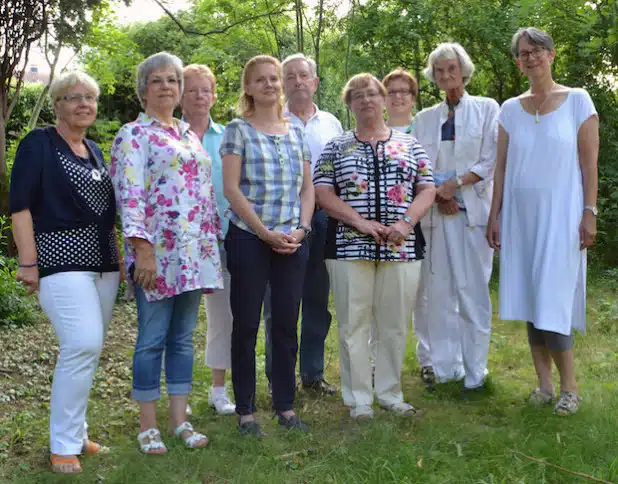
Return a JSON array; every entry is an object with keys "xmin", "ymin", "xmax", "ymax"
[
  {"xmin": 137, "ymin": 428, "xmax": 167, "ymax": 455},
  {"xmin": 174, "ymin": 422, "xmax": 209, "ymax": 448}
]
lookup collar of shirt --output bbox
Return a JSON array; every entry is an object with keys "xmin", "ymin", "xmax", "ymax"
[
  {"xmin": 205, "ymin": 116, "xmax": 225, "ymax": 136},
  {"xmin": 437, "ymin": 91, "xmax": 470, "ymax": 123},
  {"xmin": 283, "ymin": 102, "xmax": 322, "ymax": 125},
  {"xmin": 137, "ymin": 112, "xmax": 191, "ymax": 136}
]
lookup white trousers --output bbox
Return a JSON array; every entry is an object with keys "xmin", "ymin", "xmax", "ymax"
[
  {"xmin": 414, "ymin": 212, "xmax": 493, "ymax": 388},
  {"xmin": 327, "ymin": 259, "xmax": 421, "ymax": 408},
  {"xmin": 39, "ymin": 271, "xmax": 119, "ymax": 455},
  {"xmin": 204, "ymin": 247, "xmax": 232, "ymax": 370}
]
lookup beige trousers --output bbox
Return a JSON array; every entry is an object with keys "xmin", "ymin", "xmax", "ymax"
[
  {"xmin": 204, "ymin": 247, "xmax": 233, "ymax": 370},
  {"xmin": 326, "ymin": 259, "xmax": 422, "ymax": 408}
]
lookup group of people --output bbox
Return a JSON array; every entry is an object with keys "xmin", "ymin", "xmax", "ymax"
[{"xmin": 8, "ymin": 26, "xmax": 598, "ymax": 474}]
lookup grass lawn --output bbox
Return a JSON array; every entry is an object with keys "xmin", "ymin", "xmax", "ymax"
[{"xmin": 1, "ymin": 275, "xmax": 617, "ymax": 483}]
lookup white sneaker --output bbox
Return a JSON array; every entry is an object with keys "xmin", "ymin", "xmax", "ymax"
[
  {"xmin": 208, "ymin": 387, "xmax": 236, "ymax": 415},
  {"xmin": 380, "ymin": 401, "xmax": 420, "ymax": 417}
]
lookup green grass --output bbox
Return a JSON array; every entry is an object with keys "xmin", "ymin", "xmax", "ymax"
[{"xmin": 1, "ymin": 276, "xmax": 617, "ymax": 483}]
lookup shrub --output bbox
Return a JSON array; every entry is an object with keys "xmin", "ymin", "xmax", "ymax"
[{"xmin": 0, "ymin": 217, "xmax": 40, "ymax": 328}]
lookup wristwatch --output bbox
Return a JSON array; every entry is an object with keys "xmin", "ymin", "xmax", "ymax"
[
  {"xmin": 402, "ymin": 215, "xmax": 414, "ymax": 226},
  {"xmin": 455, "ymin": 176, "xmax": 464, "ymax": 188},
  {"xmin": 584, "ymin": 205, "xmax": 598, "ymax": 216},
  {"xmin": 298, "ymin": 224, "xmax": 312, "ymax": 236}
]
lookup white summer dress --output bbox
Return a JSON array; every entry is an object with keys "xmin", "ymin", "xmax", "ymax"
[{"xmin": 498, "ymin": 88, "xmax": 597, "ymax": 336}]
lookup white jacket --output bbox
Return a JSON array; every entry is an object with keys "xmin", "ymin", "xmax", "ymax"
[{"xmin": 412, "ymin": 92, "xmax": 499, "ymax": 228}]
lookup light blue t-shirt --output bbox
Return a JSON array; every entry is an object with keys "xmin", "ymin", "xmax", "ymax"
[{"xmin": 202, "ymin": 118, "xmax": 228, "ymax": 237}]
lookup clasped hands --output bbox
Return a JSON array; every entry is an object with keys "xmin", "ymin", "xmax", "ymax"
[
  {"xmin": 259, "ymin": 228, "xmax": 307, "ymax": 255},
  {"xmin": 354, "ymin": 218, "xmax": 413, "ymax": 245},
  {"xmin": 435, "ymin": 178, "xmax": 460, "ymax": 215}
]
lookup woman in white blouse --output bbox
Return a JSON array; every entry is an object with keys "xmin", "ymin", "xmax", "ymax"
[{"xmin": 412, "ymin": 43, "xmax": 499, "ymax": 392}]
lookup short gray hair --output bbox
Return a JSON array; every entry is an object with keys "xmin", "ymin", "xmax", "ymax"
[
  {"xmin": 423, "ymin": 42, "xmax": 475, "ymax": 86},
  {"xmin": 510, "ymin": 27, "xmax": 554, "ymax": 57},
  {"xmin": 49, "ymin": 70, "xmax": 100, "ymax": 103},
  {"xmin": 136, "ymin": 51, "xmax": 184, "ymax": 108},
  {"xmin": 281, "ymin": 53, "xmax": 317, "ymax": 78}
]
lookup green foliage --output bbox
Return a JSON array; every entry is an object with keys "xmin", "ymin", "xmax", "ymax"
[
  {"xmin": 5, "ymin": 84, "xmax": 54, "ymax": 140},
  {"xmin": 0, "ymin": 217, "xmax": 39, "ymax": 328}
]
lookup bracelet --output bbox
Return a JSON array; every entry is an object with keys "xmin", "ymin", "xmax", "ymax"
[{"xmin": 19, "ymin": 262, "xmax": 37, "ymax": 268}]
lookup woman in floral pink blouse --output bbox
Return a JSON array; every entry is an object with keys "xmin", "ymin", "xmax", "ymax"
[
  {"xmin": 314, "ymin": 73, "xmax": 435, "ymax": 420},
  {"xmin": 110, "ymin": 52, "xmax": 223, "ymax": 454}
]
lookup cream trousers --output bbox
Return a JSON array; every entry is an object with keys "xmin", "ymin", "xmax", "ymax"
[
  {"xmin": 204, "ymin": 247, "xmax": 232, "ymax": 370},
  {"xmin": 326, "ymin": 259, "xmax": 421, "ymax": 408}
]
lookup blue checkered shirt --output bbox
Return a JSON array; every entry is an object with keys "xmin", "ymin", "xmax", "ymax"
[{"xmin": 220, "ymin": 118, "xmax": 311, "ymax": 234}]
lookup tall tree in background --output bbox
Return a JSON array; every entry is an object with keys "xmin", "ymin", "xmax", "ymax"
[{"xmin": 0, "ymin": 0, "xmax": 46, "ymax": 176}]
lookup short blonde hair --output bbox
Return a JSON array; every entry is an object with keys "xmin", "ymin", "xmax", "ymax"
[
  {"xmin": 424, "ymin": 42, "xmax": 475, "ymax": 86},
  {"xmin": 382, "ymin": 68, "xmax": 418, "ymax": 98},
  {"xmin": 238, "ymin": 55, "xmax": 285, "ymax": 120},
  {"xmin": 49, "ymin": 71, "xmax": 100, "ymax": 103},
  {"xmin": 341, "ymin": 73, "xmax": 387, "ymax": 106},
  {"xmin": 183, "ymin": 64, "xmax": 216, "ymax": 92}
]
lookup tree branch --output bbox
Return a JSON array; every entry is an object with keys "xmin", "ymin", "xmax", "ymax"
[{"xmin": 152, "ymin": 0, "xmax": 293, "ymax": 36}]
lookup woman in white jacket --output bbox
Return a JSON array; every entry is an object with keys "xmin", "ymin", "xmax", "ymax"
[{"xmin": 412, "ymin": 42, "xmax": 499, "ymax": 391}]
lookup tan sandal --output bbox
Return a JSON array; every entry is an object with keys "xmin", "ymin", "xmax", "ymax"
[
  {"xmin": 82, "ymin": 440, "xmax": 110, "ymax": 455},
  {"xmin": 51, "ymin": 454, "xmax": 82, "ymax": 473}
]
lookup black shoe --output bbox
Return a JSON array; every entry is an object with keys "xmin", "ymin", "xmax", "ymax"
[
  {"xmin": 238, "ymin": 419, "xmax": 263, "ymax": 437},
  {"xmin": 276, "ymin": 413, "xmax": 309, "ymax": 432},
  {"xmin": 302, "ymin": 378, "xmax": 337, "ymax": 396}
]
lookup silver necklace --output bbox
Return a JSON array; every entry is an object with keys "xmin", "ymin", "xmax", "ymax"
[{"xmin": 533, "ymin": 82, "xmax": 556, "ymax": 124}]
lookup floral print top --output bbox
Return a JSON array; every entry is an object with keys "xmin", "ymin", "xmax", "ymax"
[
  {"xmin": 313, "ymin": 130, "xmax": 434, "ymax": 262},
  {"xmin": 110, "ymin": 113, "xmax": 223, "ymax": 302}
]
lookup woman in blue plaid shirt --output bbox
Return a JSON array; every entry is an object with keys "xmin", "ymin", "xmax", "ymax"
[{"xmin": 221, "ymin": 55, "xmax": 315, "ymax": 437}]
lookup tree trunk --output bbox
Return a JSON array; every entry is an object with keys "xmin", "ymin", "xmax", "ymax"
[
  {"xmin": 0, "ymin": 108, "xmax": 6, "ymax": 178},
  {"xmin": 314, "ymin": 0, "xmax": 324, "ymax": 106}
]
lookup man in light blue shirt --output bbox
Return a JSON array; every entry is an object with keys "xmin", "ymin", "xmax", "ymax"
[
  {"xmin": 181, "ymin": 64, "xmax": 235, "ymax": 415},
  {"xmin": 264, "ymin": 54, "xmax": 343, "ymax": 396}
]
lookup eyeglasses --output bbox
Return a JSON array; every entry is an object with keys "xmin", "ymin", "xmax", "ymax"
[
  {"xmin": 186, "ymin": 88, "xmax": 213, "ymax": 96},
  {"xmin": 58, "ymin": 93, "xmax": 98, "ymax": 104},
  {"xmin": 387, "ymin": 89, "xmax": 412, "ymax": 97},
  {"xmin": 351, "ymin": 90, "xmax": 381, "ymax": 102},
  {"xmin": 517, "ymin": 46, "xmax": 547, "ymax": 61},
  {"xmin": 148, "ymin": 77, "xmax": 180, "ymax": 86}
]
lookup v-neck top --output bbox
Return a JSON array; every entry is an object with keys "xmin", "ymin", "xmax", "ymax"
[{"xmin": 9, "ymin": 127, "xmax": 119, "ymax": 277}]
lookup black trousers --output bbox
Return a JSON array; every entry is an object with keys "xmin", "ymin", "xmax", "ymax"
[{"xmin": 225, "ymin": 223, "xmax": 308, "ymax": 415}]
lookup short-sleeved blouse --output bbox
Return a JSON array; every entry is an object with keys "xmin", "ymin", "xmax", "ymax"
[
  {"xmin": 313, "ymin": 129, "xmax": 434, "ymax": 262},
  {"xmin": 9, "ymin": 127, "xmax": 119, "ymax": 278},
  {"xmin": 110, "ymin": 113, "xmax": 223, "ymax": 302},
  {"xmin": 219, "ymin": 118, "xmax": 311, "ymax": 235}
]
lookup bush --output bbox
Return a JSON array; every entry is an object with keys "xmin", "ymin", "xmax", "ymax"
[{"xmin": 0, "ymin": 217, "xmax": 40, "ymax": 328}]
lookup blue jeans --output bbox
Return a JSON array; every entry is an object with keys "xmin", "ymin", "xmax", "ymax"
[
  {"xmin": 265, "ymin": 210, "xmax": 332, "ymax": 384},
  {"xmin": 226, "ymin": 224, "xmax": 308, "ymax": 415},
  {"xmin": 132, "ymin": 286, "xmax": 202, "ymax": 401}
]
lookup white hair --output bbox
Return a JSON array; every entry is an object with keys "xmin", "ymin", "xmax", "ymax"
[
  {"xmin": 136, "ymin": 51, "xmax": 184, "ymax": 108},
  {"xmin": 49, "ymin": 71, "xmax": 100, "ymax": 103},
  {"xmin": 423, "ymin": 42, "xmax": 476, "ymax": 86},
  {"xmin": 281, "ymin": 53, "xmax": 317, "ymax": 78}
]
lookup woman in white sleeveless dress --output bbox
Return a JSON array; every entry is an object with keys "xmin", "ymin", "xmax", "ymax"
[{"xmin": 487, "ymin": 27, "xmax": 599, "ymax": 415}]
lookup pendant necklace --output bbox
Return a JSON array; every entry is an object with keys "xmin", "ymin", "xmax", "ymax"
[{"xmin": 534, "ymin": 82, "xmax": 556, "ymax": 124}]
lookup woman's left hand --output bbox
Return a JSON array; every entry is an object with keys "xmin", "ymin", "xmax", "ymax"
[
  {"xmin": 579, "ymin": 211, "xmax": 597, "ymax": 250},
  {"xmin": 272, "ymin": 229, "xmax": 305, "ymax": 255},
  {"xmin": 387, "ymin": 220, "xmax": 412, "ymax": 244},
  {"xmin": 436, "ymin": 179, "xmax": 457, "ymax": 202}
]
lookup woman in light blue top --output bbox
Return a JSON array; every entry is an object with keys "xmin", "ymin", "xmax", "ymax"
[{"xmin": 181, "ymin": 64, "xmax": 235, "ymax": 416}]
